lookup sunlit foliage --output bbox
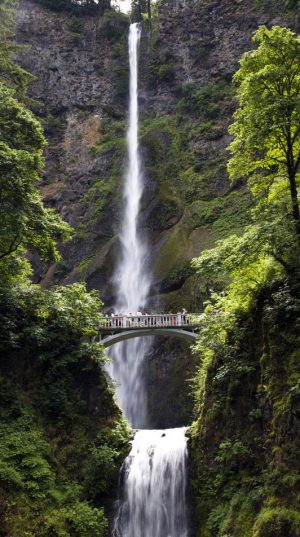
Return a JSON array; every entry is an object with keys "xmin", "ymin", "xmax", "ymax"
[
  {"xmin": 193, "ymin": 25, "xmax": 300, "ymax": 337},
  {"xmin": 229, "ymin": 26, "xmax": 300, "ymax": 241},
  {"xmin": 191, "ymin": 24, "xmax": 300, "ymax": 537}
]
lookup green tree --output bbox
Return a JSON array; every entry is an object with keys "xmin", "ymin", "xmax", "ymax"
[
  {"xmin": 228, "ymin": 26, "xmax": 300, "ymax": 243},
  {"xmin": 0, "ymin": 84, "xmax": 71, "ymax": 264},
  {"xmin": 192, "ymin": 26, "xmax": 300, "ymax": 342},
  {"xmin": 131, "ymin": 0, "xmax": 151, "ymax": 21},
  {"xmin": 0, "ymin": 1, "xmax": 72, "ymax": 280},
  {"xmin": 0, "ymin": 0, "xmax": 34, "ymax": 97}
]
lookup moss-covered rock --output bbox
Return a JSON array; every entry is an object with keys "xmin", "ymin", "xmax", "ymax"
[
  {"xmin": 253, "ymin": 508, "xmax": 300, "ymax": 537},
  {"xmin": 189, "ymin": 278, "xmax": 300, "ymax": 537}
]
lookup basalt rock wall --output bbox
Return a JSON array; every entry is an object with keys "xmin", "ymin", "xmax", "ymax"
[
  {"xmin": 16, "ymin": 0, "xmax": 299, "ymax": 311},
  {"xmin": 16, "ymin": 0, "xmax": 129, "ymax": 301},
  {"xmin": 15, "ymin": 0, "xmax": 299, "ymax": 429}
]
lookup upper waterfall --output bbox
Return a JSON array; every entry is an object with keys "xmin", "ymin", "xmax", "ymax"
[
  {"xmin": 107, "ymin": 23, "xmax": 152, "ymax": 428},
  {"xmin": 115, "ymin": 22, "xmax": 150, "ymax": 314}
]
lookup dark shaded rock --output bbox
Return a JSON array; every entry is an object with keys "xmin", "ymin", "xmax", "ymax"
[{"xmin": 144, "ymin": 336, "xmax": 198, "ymax": 429}]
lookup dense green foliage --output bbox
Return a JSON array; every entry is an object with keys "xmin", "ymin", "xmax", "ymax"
[
  {"xmin": 189, "ymin": 280, "xmax": 300, "ymax": 537},
  {"xmin": 190, "ymin": 24, "xmax": 300, "ymax": 537},
  {"xmin": 0, "ymin": 283, "xmax": 130, "ymax": 536},
  {"xmin": 228, "ymin": 26, "xmax": 300, "ymax": 243},
  {"xmin": 0, "ymin": 0, "xmax": 72, "ymax": 286},
  {"xmin": 0, "ymin": 4, "xmax": 130, "ymax": 535},
  {"xmin": 0, "ymin": 84, "xmax": 71, "ymax": 269},
  {"xmin": 192, "ymin": 25, "xmax": 300, "ymax": 319}
]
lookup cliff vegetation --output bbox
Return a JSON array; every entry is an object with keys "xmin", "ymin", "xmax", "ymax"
[
  {"xmin": 0, "ymin": 0, "xmax": 299, "ymax": 536},
  {"xmin": 190, "ymin": 25, "xmax": 300, "ymax": 537},
  {"xmin": 0, "ymin": 2, "xmax": 130, "ymax": 535}
]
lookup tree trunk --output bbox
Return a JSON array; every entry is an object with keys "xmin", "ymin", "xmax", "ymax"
[
  {"xmin": 130, "ymin": 0, "xmax": 141, "ymax": 21},
  {"xmin": 288, "ymin": 169, "xmax": 300, "ymax": 243},
  {"xmin": 286, "ymin": 131, "xmax": 300, "ymax": 245}
]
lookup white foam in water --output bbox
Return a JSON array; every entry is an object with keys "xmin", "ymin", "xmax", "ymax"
[{"xmin": 113, "ymin": 428, "xmax": 189, "ymax": 537}]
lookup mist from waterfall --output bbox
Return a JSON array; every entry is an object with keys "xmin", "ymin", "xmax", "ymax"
[
  {"xmin": 113, "ymin": 428, "xmax": 189, "ymax": 537},
  {"xmin": 107, "ymin": 23, "xmax": 151, "ymax": 429}
]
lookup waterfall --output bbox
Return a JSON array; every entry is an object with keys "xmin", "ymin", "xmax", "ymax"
[
  {"xmin": 113, "ymin": 428, "xmax": 189, "ymax": 537},
  {"xmin": 107, "ymin": 22, "xmax": 151, "ymax": 429},
  {"xmin": 108, "ymin": 23, "xmax": 190, "ymax": 537}
]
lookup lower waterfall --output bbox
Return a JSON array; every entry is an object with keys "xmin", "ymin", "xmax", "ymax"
[{"xmin": 113, "ymin": 428, "xmax": 189, "ymax": 537}]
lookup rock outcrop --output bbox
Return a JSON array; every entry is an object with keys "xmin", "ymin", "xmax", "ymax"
[
  {"xmin": 15, "ymin": 0, "xmax": 299, "ymax": 310},
  {"xmin": 14, "ymin": 2, "xmax": 299, "ymax": 430}
]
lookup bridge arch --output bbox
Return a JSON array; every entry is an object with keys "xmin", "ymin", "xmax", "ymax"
[{"xmin": 100, "ymin": 328, "xmax": 198, "ymax": 348}]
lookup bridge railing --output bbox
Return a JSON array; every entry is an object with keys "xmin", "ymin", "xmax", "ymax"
[{"xmin": 99, "ymin": 314, "xmax": 201, "ymax": 330}]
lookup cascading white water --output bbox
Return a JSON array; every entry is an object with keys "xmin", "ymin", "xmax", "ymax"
[
  {"xmin": 108, "ymin": 23, "xmax": 190, "ymax": 537},
  {"xmin": 107, "ymin": 23, "xmax": 152, "ymax": 428},
  {"xmin": 113, "ymin": 428, "xmax": 189, "ymax": 537},
  {"xmin": 116, "ymin": 23, "xmax": 149, "ymax": 312}
]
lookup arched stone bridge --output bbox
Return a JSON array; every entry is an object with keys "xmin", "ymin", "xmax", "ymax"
[{"xmin": 99, "ymin": 314, "xmax": 201, "ymax": 348}]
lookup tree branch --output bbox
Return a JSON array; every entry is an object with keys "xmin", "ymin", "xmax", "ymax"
[{"xmin": 0, "ymin": 234, "xmax": 21, "ymax": 259}]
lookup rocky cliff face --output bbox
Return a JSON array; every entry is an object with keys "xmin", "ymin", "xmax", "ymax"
[
  {"xmin": 16, "ymin": 0, "xmax": 129, "ymax": 301},
  {"xmin": 140, "ymin": 0, "xmax": 299, "ymax": 309},
  {"xmin": 15, "ymin": 0, "xmax": 299, "ymax": 429},
  {"xmin": 15, "ymin": 0, "xmax": 299, "ymax": 311}
]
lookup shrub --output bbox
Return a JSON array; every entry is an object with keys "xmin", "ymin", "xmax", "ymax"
[
  {"xmin": 177, "ymin": 80, "xmax": 233, "ymax": 117},
  {"xmin": 253, "ymin": 508, "xmax": 300, "ymax": 537},
  {"xmin": 99, "ymin": 9, "xmax": 129, "ymax": 42},
  {"xmin": 147, "ymin": 44, "xmax": 175, "ymax": 85},
  {"xmin": 65, "ymin": 502, "xmax": 108, "ymax": 537}
]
